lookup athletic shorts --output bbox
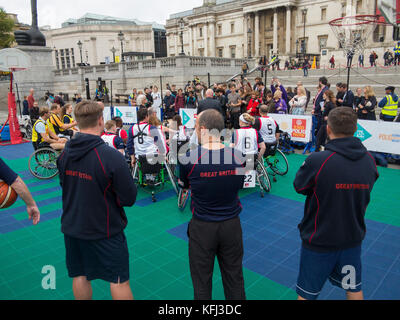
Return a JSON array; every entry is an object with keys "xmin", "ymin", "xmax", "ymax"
[
  {"xmin": 32, "ymin": 141, "xmax": 51, "ymax": 150},
  {"xmin": 64, "ymin": 231, "xmax": 129, "ymax": 283},
  {"xmin": 296, "ymin": 244, "xmax": 362, "ymax": 300}
]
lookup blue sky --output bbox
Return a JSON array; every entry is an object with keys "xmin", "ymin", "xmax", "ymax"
[{"xmin": 0, "ymin": 0, "xmax": 203, "ymax": 28}]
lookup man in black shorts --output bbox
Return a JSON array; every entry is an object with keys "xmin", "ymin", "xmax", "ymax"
[
  {"xmin": 179, "ymin": 109, "xmax": 246, "ymax": 300},
  {"xmin": 57, "ymin": 101, "xmax": 137, "ymax": 300}
]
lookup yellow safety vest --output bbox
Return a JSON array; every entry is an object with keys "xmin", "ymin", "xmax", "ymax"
[
  {"xmin": 382, "ymin": 95, "xmax": 398, "ymax": 117},
  {"xmin": 32, "ymin": 118, "xmax": 48, "ymax": 143},
  {"xmin": 395, "ymin": 45, "xmax": 400, "ymax": 55}
]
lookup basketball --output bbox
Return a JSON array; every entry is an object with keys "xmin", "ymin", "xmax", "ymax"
[{"xmin": 0, "ymin": 181, "xmax": 18, "ymax": 209}]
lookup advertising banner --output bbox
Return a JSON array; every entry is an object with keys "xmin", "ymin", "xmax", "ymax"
[
  {"xmin": 180, "ymin": 108, "xmax": 197, "ymax": 129},
  {"xmin": 267, "ymin": 114, "xmax": 312, "ymax": 143}
]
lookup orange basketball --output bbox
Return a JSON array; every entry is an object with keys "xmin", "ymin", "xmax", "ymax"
[{"xmin": 0, "ymin": 181, "xmax": 18, "ymax": 209}]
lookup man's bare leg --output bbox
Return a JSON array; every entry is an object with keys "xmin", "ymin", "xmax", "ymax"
[
  {"xmin": 73, "ymin": 276, "xmax": 92, "ymax": 300},
  {"xmin": 110, "ymin": 280, "xmax": 134, "ymax": 300},
  {"xmin": 347, "ymin": 291, "xmax": 364, "ymax": 300}
]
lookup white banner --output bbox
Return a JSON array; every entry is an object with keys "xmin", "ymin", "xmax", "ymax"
[
  {"xmin": 180, "ymin": 108, "xmax": 197, "ymax": 129},
  {"xmin": 355, "ymin": 120, "xmax": 400, "ymax": 155},
  {"xmin": 103, "ymin": 107, "xmax": 112, "ymax": 122},
  {"xmin": 114, "ymin": 106, "xmax": 137, "ymax": 124},
  {"xmin": 267, "ymin": 114, "xmax": 312, "ymax": 143}
]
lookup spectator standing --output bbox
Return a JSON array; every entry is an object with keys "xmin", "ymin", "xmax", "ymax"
[
  {"xmin": 297, "ymin": 81, "xmax": 311, "ymax": 110},
  {"xmin": 294, "ymin": 107, "xmax": 379, "ymax": 300},
  {"xmin": 215, "ymin": 88, "xmax": 228, "ymax": 123},
  {"xmin": 353, "ymin": 88, "xmax": 363, "ymax": 110},
  {"xmin": 329, "ymin": 55, "xmax": 335, "ymax": 68},
  {"xmin": 27, "ymin": 88, "xmax": 35, "ymax": 111},
  {"xmin": 151, "ymin": 86, "xmax": 162, "ymax": 109},
  {"xmin": 358, "ymin": 54, "xmax": 364, "ymax": 67},
  {"xmin": 29, "ymin": 101, "xmax": 40, "ymax": 124},
  {"xmin": 378, "ymin": 86, "xmax": 398, "ymax": 121},
  {"xmin": 356, "ymin": 86, "xmax": 377, "ymax": 121},
  {"xmin": 273, "ymin": 91, "xmax": 288, "ymax": 114},
  {"xmin": 179, "ymin": 109, "xmax": 246, "ymax": 300},
  {"xmin": 163, "ymin": 90, "xmax": 176, "ymax": 119},
  {"xmin": 340, "ymin": 84, "xmax": 355, "ymax": 109},
  {"xmin": 197, "ymin": 89, "xmax": 223, "ymax": 116},
  {"xmin": 174, "ymin": 89, "xmax": 185, "ymax": 114},
  {"xmin": 57, "ymin": 101, "xmax": 137, "ymax": 300},
  {"xmin": 186, "ymin": 91, "xmax": 197, "ymax": 109},
  {"xmin": 289, "ymin": 86, "xmax": 307, "ymax": 115},
  {"xmin": 227, "ymin": 85, "xmax": 242, "ymax": 129},
  {"xmin": 303, "ymin": 57, "xmax": 310, "ymax": 77},
  {"xmin": 246, "ymin": 91, "xmax": 262, "ymax": 117},
  {"xmin": 316, "ymin": 89, "xmax": 336, "ymax": 152},
  {"xmin": 312, "ymin": 77, "xmax": 329, "ymax": 135},
  {"xmin": 22, "ymin": 96, "xmax": 29, "ymax": 116}
]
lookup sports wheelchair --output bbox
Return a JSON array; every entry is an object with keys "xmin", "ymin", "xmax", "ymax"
[
  {"xmin": 262, "ymin": 142, "xmax": 289, "ymax": 183},
  {"xmin": 131, "ymin": 154, "xmax": 178, "ymax": 202},
  {"xmin": 28, "ymin": 146, "xmax": 60, "ymax": 180}
]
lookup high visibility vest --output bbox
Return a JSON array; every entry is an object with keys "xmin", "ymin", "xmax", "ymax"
[
  {"xmin": 32, "ymin": 118, "xmax": 48, "ymax": 143},
  {"xmin": 382, "ymin": 95, "xmax": 398, "ymax": 117},
  {"xmin": 395, "ymin": 45, "xmax": 400, "ymax": 55}
]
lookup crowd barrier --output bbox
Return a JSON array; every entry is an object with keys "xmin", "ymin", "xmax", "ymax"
[{"xmin": 104, "ymin": 107, "xmax": 400, "ymax": 155}]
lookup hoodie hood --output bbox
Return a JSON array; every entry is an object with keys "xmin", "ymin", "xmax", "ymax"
[
  {"xmin": 325, "ymin": 136, "xmax": 367, "ymax": 161},
  {"xmin": 65, "ymin": 133, "xmax": 105, "ymax": 161}
]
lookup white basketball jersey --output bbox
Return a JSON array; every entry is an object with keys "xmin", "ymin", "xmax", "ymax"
[
  {"xmin": 258, "ymin": 116, "xmax": 278, "ymax": 144},
  {"xmin": 131, "ymin": 123, "xmax": 161, "ymax": 157},
  {"xmin": 234, "ymin": 128, "xmax": 259, "ymax": 155},
  {"xmin": 101, "ymin": 133, "xmax": 117, "ymax": 149}
]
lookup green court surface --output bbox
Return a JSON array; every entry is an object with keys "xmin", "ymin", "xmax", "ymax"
[{"xmin": 0, "ymin": 144, "xmax": 399, "ymax": 300}]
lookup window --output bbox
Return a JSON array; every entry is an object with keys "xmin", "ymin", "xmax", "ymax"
[
  {"xmin": 71, "ymin": 48, "xmax": 75, "ymax": 67},
  {"xmin": 341, "ymin": 4, "xmax": 346, "ymax": 17},
  {"xmin": 300, "ymin": 38, "xmax": 308, "ymax": 53},
  {"xmin": 65, "ymin": 49, "xmax": 70, "ymax": 68},
  {"xmin": 270, "ymin": 16, "xmax": 274, "ymax": 27},
  {"xmin": 55, "ymin": 50, "xmax": 60, "ymax": 70},
  {"xmin": 318, "ymin": 36, "xmax": 328, "ymax": 51},
  {"xmin": 230, "ymin": 46, "xmax": 236, "ymax": 58},
  {"xmin": 199, "ymin": 27, "xmax": 203, "ymax": 37},
  {"xmin": 217, "ymin": 47, "xmax": 223, "ymax": 57},
  {"xmin": 321, "ymin": 8, "xmax": 327, "ymax": 21},
  {"xmin": 356, "ymin": 0, "xmax": 362, "ymax": 14},
  {"xmin": 231, "ymin": 23, "xmax": 234, "ymax": 34},
  {"xmin": 198, "ymin": 48, "xmax": 204, "ymax": 56},
  {"xmin": 218, "ymin": 25, "xmax": 222, "ymax": 35}
]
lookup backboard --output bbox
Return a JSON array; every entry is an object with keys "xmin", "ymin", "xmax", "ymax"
[
  {"xmin": 378, "ymin": 0, "xmax": 399, "ymax": 25},
  {"xmin": 0, "ymin": 48, "xmax": 31, "ymax": 72}
]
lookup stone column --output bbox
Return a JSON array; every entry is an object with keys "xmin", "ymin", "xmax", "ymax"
[
  {"xmin": 174, "ymin": 32, "xmax": 178, "ymax": 56},
  {"xmin": 273, "ymin": 8, "xmax": 278, "ymax": 54},
  {"xmin": 193, "ymin": 24, "xmax": 197, "ymax": 56},
  {"xmin": 243, "ymin": 15, "xmax": 248, "ymax": 58},
  {"xmin": 286, "ymin": 6, "xmax": 291, "ymax": 54},
  {"xmin": 189, "ymin": 26, "xmax": 193, "ymax": 56},
  {"xmin": 210, "ymin": 21, "xmax": 216, "ymax": 57},
  {"xmin": 255, "ymin": 12, "xmax": 260, "ymax": 57},
  {"xmin": 204, "ymin": 23, "xmax": 208, "ymax": 57}
]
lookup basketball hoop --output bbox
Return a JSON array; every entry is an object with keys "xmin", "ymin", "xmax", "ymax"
[
  {"xmin": 0, "ymin": 48, "xmax": 31, "ymax": 145},
  {"xmin": 329, "ymin": 15, "xmax": 382, "ymax": 59}
]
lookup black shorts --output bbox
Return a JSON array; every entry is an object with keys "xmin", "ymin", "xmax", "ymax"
[
  {"xmin": 64, "ymin": 231, "xmax": 129, "ymax": 283},
  {"xmin": 33, "ymin": 141, "xmax": 51, "ymax": 150}
]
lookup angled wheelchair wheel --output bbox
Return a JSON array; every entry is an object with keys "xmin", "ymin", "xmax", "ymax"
[
  {"xmin": 164, "ymin": 160, "xmax": 179, "ymax": 196},
  {"xmin": 177, "ymin": 189, "xmax": 190, "ymax": 211},
  {"xmin": 266, "ymin": 149, "xmax": 289, "ymax": 176},
  {"xmin": 29, "ymin": 148, "xmax": 59, "ymax": 180},
  {"xmin": 256, "ymin": 159, "xmax": 271, "ymax": 193}
]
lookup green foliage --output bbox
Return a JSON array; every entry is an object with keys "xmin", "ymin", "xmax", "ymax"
[{"xmin": 0, "ymin": 8, "xmax": 15, "ymax": 49}]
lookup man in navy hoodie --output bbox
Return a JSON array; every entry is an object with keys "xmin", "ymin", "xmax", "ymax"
[
  {"xmin": 57, "ymin": 101, "xmax": 137, "ymax": 300},
  {"xmin": 294, "ymin": 107, "xmax": 379, "ymax": 300}
]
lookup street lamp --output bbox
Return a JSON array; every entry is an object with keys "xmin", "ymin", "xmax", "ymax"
[
  {"xmin": 302, "ymin": 9, "xmax": 308, "ymax": 59},
  {"xmin": 77, "ymin": 40, "xmax": 83, "ymax": 64},
  {"xmin": 247, "ymin": 27, "xmax": 252, "ymax": 58},
  {"xmin": 296, "ymin": 39, "xmax": 299, "ymax": 58},
  {"xmin": 179, "ymin": 18, "xmax": 185, "ymax": 56},
  {"xmin": 110, "ymin": 46, "xmax": 117, "ymax": 63},
  {"xmin": 118, "ymin": 31, "xmax": 125, "ymax": 62}
]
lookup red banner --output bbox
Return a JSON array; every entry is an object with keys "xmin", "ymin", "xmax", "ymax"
[{"xmin": 292, "ymin": 119, "xmax": 307, "ymax": 139}]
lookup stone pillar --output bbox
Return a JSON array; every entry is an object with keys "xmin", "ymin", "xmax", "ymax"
[
  {"xmin": 255, "ymin": 12, "xmax": 260, "ymax": 57},
  {"xmin": 174, "ymin": 32, "xmax": 178, "ymax": 56},
  {"xmin": 243, "ymin": 15, "xmax": 248, "ymax": 58},
  {"xmin": 210, "ymin": 22, "xmax": 216, "ymax": 57},
  {"xmin": 286, "ymin": 6, "xmax": 291, "ymax": 54},
  {"xmin": 273, "ymin": 8, "xmax": 278, "ymax": 54},
  {"xmin": 204, "ymin": 23, "xmax": 208, "ymax": 57},
  {"xmin": 189, "ymin": 26, "xmax": 193, "ymax": 56},
  {"xmin": 193, "ymin": 25, "xmax": 197, "ymax": 56}
]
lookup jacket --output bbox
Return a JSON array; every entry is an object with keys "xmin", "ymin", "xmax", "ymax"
[
  {"xmin": 293, "ymin": 137, "xmax": 379, "ymax": 252},
  {"xmin": 57, "ymin": 133, "xmax": 137, "ymax": 240}
]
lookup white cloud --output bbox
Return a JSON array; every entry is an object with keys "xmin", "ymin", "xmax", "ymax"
[{"xmin": 0, "ymin": 0, "xmax": 203, "ymax": 28}]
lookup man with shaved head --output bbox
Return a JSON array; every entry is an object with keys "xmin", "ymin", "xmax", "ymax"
[{"xmin": 197, "ymin": 88, "xmax": 224, "ymax": 117}]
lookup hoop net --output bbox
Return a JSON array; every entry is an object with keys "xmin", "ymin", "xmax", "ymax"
[{"xmin": 329, "ymin": 15, "xmax": 382, "ymax": 57}]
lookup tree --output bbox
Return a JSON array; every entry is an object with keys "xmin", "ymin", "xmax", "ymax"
[{"xmin": 0, "ymin": 8, "xmax": 15, "ymax": 49}]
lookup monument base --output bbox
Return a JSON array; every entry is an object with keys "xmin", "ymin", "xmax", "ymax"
[{"xmin": 13, "ymin": 46, "xmax": 54, "ymax": 102}]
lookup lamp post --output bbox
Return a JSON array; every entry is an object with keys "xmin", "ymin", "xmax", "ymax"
[
  {"xmin": 179, "ymin": 18, "xmax": 185, "ymax": 56},
  {"xmin": 296, "ymin": 40, "xmax": 299, "ymax": 58},
  {"xmin": 77, "ymin": 40, "xmax": 83, "ymax": 64},
  {"xmin": 247, "ymin": 27, "xmax": 252, "ymax": 58},
  {"xmin": 302, "ymin": 8, "xmax": 308, "ymax": 59},
  {"xmin": 118, "ymin": 31, "xmax": 125, "ymax": 62},
  {"xmin": 110, "ymin": 46, "xmax": 116, "ymax": 63}
]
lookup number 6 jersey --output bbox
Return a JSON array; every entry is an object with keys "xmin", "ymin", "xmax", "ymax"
[{"xmin": 231, "ymin": 127, "xmax": 264, "ymax": 155}]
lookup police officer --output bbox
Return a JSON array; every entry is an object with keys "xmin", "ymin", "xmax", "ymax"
[
  {"xmin": 394, "ymin": 41, "xmax": 400, "ymax": 66},
  {"xmin": 378, "ymin": 86, "xmax": 399, "ymax": 122}
]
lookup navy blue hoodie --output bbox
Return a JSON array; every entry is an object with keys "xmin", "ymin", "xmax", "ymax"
[
  {"xmin": 57, "ymin": 133, "xmax": 137, "ymax": 240},
  {"xmin": 294, "ymin": 137, "xmax": 379, "ymax": 252}
]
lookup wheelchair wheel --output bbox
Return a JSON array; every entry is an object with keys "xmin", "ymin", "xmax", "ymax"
[
  {"xmin": 177, "ymin": 189, "xmax": 190, "ymax": 211},
  {"xmin": 28, "ymin": 148, "xmax": 59, "ymax": 180},
  {"xmin": 266, "ymin": 149, "xmax": 289, "ymax": 176},
  {"xmin": 256, "ymin": 159, "xmax": 271, "ymax": 193}
]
